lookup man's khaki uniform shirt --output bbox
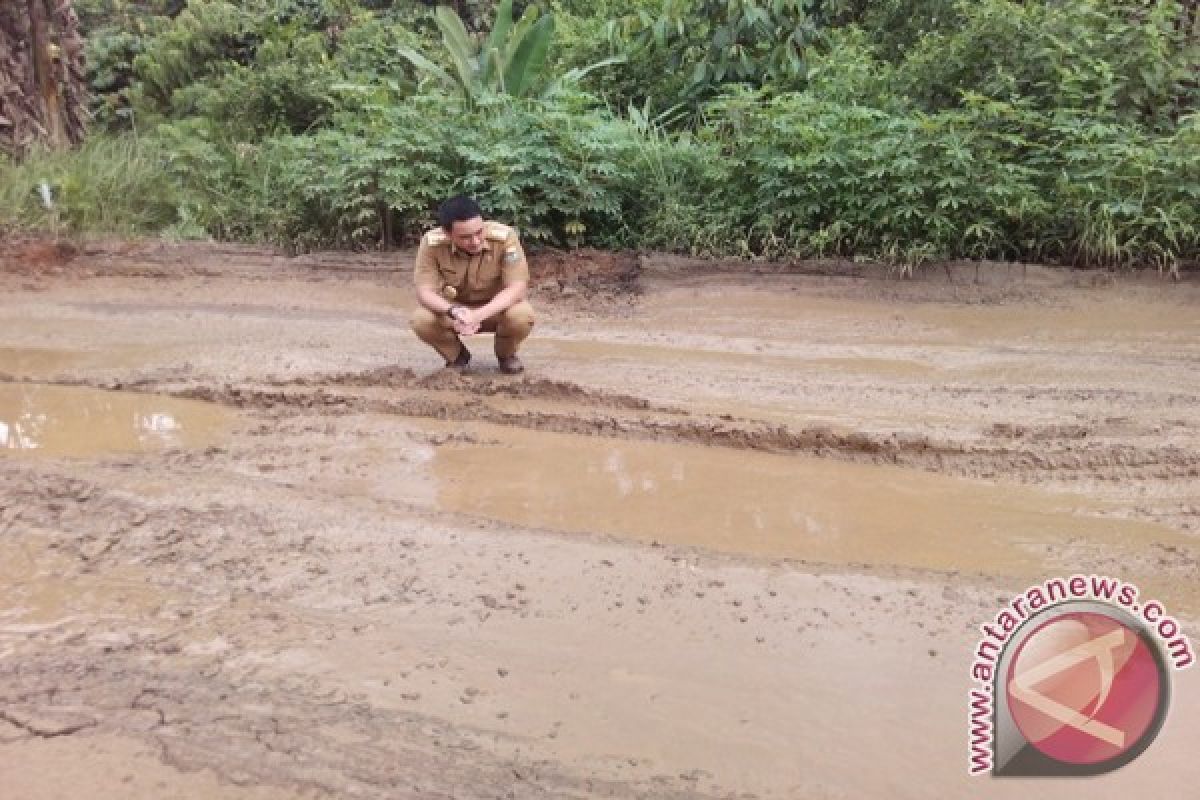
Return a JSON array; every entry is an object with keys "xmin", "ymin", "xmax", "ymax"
[{"xmin": 414, "ymin": 221, "xmax": 530, "ymax": 307}]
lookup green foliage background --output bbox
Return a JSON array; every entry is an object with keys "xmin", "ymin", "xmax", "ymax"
[{"xmin": 3, "ymin": 0, "xmax": 1198, "ymax": 269}]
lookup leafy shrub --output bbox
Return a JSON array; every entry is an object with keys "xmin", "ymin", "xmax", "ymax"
[
  {"xmin": 252, "ymin": 91, "xmax": 638, "ymax": 249},
  {"xmin": 896, "ymin": 0, "xmax": 1199, "ymax": 128},
  {"xmin": 130, "ymin": 1, "xmax": 254, "ymax": 116},
  {"xmin": 695, "ymin": 88, "xmax": 1198, "ymax": 267}
]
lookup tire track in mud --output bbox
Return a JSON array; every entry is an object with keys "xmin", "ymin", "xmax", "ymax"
[
  {"xmin": 6, "ymin": 369, "xmax": 1199, "ymax": 489},
  {"xmin": 153, "ymin": 370, "xmax": 1200, "ymax": 489}
]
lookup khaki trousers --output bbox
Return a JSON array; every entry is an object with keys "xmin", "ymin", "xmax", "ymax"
[{"xmin": 409, "ymin": 301, "xmax": 535, "ymax": 362}]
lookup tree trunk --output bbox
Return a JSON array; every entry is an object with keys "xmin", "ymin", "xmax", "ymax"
[{"xmin": 0, "ymin": 0, "xmax": 88, "ymax": 158}]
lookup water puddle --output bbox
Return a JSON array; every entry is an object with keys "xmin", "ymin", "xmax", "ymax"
[
  {"xmin": 0, "ymin": 539, "xmax": 168, "ymax": 630},
  {"xmin": 0, "ymin": 538, "xmax": 181, "ymax": 665},
  {"xmin": 0, "ymin": 383, "xmax": 228, "ymax": 457},
  {"xmin": 432, "ymin": 426, "xmax": 1196, "ymax": 596}
]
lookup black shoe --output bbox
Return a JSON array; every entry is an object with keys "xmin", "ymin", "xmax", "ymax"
[
  {"xmin": 497, "ymin": 355, "xmax": 524, "ymax": 375},
  {"xmin": 446, "ymin": 344, "xmax": 471, "ymax": 370}
]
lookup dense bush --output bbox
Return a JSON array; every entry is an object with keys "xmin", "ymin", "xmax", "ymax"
[
  {"xmin": 895, "ymin": 0, "xmax": 1200, "ymax": 129},
  {"xmin": 156, "ymin": 91, "xmax": 643, "ymax": 250},
  {"xmin": 4, "ymin": 0, "xmax": 1197, "ymax": 269},
  {"xmin": 696, "ymin": 90, "xmax": 1199, "ymax": 268}
]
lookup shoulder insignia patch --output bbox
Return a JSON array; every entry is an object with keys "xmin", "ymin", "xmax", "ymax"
[
  {"xmin": 424, "ymin": 229, "xmax": 448, "ymax": 246},
  {"xmin": 484, "ymin": 222, "xmax": 512, "ymax": 242}
]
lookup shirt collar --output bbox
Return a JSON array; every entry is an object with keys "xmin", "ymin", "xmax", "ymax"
[{"xmin": 450, "ymin": 236, "xmax": 493, "ymax": 256}]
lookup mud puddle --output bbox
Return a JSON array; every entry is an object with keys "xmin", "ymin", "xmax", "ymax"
[
  {"xmin": 431, "ymin": 425, "xmax": 1197, "ymax": 604},
  {"xmin": 0, "ymin": 539, "xmax": 161, "ymax": 625},
  {"xmin": 0, "ymin": 383, "xmax": 228, "ymax": 456},
  {"xmin": 0, "ymin": 537, "xmax": 179, "ymax": 665}
]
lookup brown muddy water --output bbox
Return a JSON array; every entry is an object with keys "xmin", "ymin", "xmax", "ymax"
[
  {"xmin": 431, "ymin": 425, "xmax": 1198, "ymax": 607},
  {"xmin": 0, "ymin": 539, "xmax": 170, "ymax": 649},
  {"xmin": 0, "ymin": 383, "xmax": 228, "ymax": 456}
]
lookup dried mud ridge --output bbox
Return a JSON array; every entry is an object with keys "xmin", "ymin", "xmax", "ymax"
[{"xmin": 274, "ymin": 365, "xmax": 670, "ymax": 412}]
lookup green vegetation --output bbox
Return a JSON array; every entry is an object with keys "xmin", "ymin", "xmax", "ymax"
[
  {"xmin": 0, "ymin": 136, "xmax": 180, "ymax": 235},
  {"xmin": 2, "ymin": 0, "xmax": 1198, "ymax": 269},
  {"xmin": 397, "ymin": 0, "xmax": 622, "ymax": 105}
]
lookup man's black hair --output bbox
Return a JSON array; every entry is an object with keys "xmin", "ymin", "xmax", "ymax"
[{"xmin": 438, "ymin": 195, "xmax": 483, "ymax": 230}]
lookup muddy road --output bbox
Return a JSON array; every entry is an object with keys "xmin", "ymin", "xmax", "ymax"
[{"xmin": 1, "ymin": 241, "xmax": 1198, "ymax": 798}]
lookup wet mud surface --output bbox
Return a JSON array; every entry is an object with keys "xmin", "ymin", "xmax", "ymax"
[{"xmin": 2, "ymin": 239, "xmax": 1200, "ymax": 798}]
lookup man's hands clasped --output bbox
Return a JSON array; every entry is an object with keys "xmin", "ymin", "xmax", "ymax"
[{"xmin": 447, "ymin": 304, "xmax": 482, "ymax": 336}]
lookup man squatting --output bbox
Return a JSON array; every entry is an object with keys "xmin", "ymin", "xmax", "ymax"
[{"xmin": 409, "ymin": 195, "xmax": 535, "ymax": 374}]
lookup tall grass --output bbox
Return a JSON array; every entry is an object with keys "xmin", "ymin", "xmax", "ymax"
[{"xmin": 0, "ymin": 136, "xmax": 179, "ymax": 237}]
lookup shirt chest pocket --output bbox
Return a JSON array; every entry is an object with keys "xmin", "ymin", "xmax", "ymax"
[
  {"xmin": 438, "ymin": 261, "xmax": 467, "ymax": 289},
  {"xmin": 471, "ymin": 254, "xmax": 502, "ymax": 291}
]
